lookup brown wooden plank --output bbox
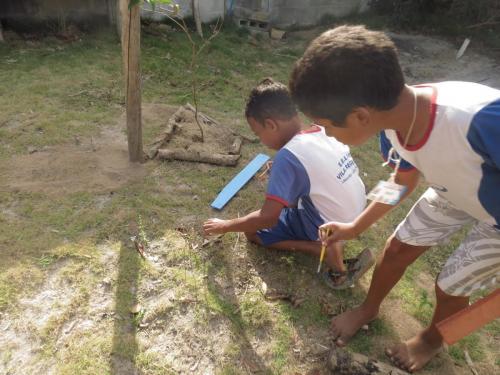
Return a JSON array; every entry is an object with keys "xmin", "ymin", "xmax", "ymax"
[{"xmin": 436, "ymin": 289, "xmax": 500, "ymax": 345}]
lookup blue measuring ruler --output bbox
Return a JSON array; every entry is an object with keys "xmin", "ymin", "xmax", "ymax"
[{"xmin": 211, "ymin": 153, "xmax": 270, "ymax": 210}]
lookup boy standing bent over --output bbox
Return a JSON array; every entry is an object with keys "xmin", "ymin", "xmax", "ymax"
[
  {"xmin": 203, "ymin": 78, "xmax": 366, "ymax": 282},
  {"xmin": 290, "ymin": 25, "xmax": 500, "ymax": 372}
]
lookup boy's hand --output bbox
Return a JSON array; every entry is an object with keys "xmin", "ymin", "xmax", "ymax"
[
  {"xmin": 319, "ymin": 221, "xmax": 357, "ymax": 246},
  {"xmin": 203, "ymin": 218, "xmax": 229, "ymax": 236}
]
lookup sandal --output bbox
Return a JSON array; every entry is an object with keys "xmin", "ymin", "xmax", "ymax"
[
  {"xmin": 322, "ymin": 268, "xmax": 350, "ymax": 290},
  {"xmin": 321, "ymin": 248, "xmax": 375, "ymax": 290}
]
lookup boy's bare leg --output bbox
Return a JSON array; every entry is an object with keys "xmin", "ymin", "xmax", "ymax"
[
  {"xmin": 244, "ymin": 232, "xmax": 344, "ymax": 270},
  {"xmin": 331, "ymin": 235, "xmax": 430, "ymax": 346},
  {"xmin": 326, "ymin": 241, "xmax": 347, "ymax": 273},
  {"xmin": 386, "ymin": 284, "xmax": 469, "ymax": 372}
]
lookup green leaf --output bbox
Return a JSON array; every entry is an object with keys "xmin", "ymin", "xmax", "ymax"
[{"xmin": 151, "ymin": 0, "xmax": 172, "ymax": 11}]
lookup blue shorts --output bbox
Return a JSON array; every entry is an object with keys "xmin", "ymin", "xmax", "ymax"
[{"xmin": 257, "ymin": 208, "xmax": 319, "ymax": 246}]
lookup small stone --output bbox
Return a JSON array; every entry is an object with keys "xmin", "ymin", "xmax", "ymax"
[
  {"xmin": 362, "ymin": 324, "xmax": 369, "ymax": 331},
  {"xmin": 130, "ymin": 303, "xmax": 142, "ymax": 314},
  {"xmin": 260, "ymin": 281, "xmax": 267, "ymax": 295}
]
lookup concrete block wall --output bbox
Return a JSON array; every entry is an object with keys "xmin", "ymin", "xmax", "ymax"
[
  {"xmin": 233, "ymin": 0, "xmax": 367, "ymax": 29},
  {"xmin": 0, "ymin": 0, "xmax": 111, "ymax": 24}
]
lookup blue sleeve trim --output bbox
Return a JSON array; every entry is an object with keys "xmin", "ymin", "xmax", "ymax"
[
  {"xmin": 267, "ymin": 148, "xmax": 310, "ymax": 206},
  {"xmin": 467, "ymin": 99, "xmax": 500, "ymax": 228},
  {"xmin": 379, "ymin": 131, "xmax": 415, "ymax": 171}
]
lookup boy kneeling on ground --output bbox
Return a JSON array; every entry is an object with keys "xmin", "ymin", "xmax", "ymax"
[{"xmin": 203, "ymin": 78, "xmax": 370, "ymax": 287}]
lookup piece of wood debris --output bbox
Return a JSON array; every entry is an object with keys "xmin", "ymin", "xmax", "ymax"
[
  {"xmin": 158, "ymin": 148, "xmax": 240, "ymax": 166},
  {"xmin": 464, "ymin": 350, "xmax": 479, "ymax": 375},
  {"xmin": 328, "ymin": 347, "xmax": 409, "ymax": 375},
  {"xmin": 456, "ymin": 38, "xmax": 471, "ymax": 59},
  {"xmin": 202, "ymin": 234, "xmax": 223, "ymax": 247},
  {"xmin": 264, "ymin": 289, "xmax": 304, "ymax": 307},
  {"xmin": 131, "ymin": 236, "xmax": 146, "ymax": 259},
  {"xmin": 64, "ymin": 320, "xmax": 78, "ymax": 334},
  {"xmin": 189, "ymin": 360, "xmax": 200, "ymax": 372}
]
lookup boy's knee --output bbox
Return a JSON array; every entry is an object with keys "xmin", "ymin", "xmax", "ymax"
[
  {"xmin": 383, "ymin": 236, "xmax": 404, "ymax": 256},
  {"xmin": 382, "ymin": 236, "xmax": 418, "ymax": 268}
]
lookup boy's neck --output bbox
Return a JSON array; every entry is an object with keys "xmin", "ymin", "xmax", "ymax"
[
  {"xmin": 375, "ymin": 85, "xmax": 433, "ymax": 147},
  {"xmin": 280, "ymin": 116, "xmax": 304, "ymax": 143}
]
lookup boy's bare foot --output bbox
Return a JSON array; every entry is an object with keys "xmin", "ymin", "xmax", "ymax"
[
  {"xmin": 331, "ymin": 305, "xmax": 378, "ymax": 346},
  {"xmin": 385, "ymin": 330, "xmax": 442, "ymax": 373}
]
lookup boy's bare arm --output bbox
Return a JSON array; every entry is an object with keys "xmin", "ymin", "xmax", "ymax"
[
  {"xmin": 320, "ymin": 168, "xmax": 421, "ymax": 245},
  {"xmin": 203, "ymin": 199, "xmax": 284, "ymax": 235}
]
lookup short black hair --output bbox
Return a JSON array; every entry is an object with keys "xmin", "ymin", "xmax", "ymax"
[
  {"xmin": 289, "ymin": 25, "xmax": 405, "ymax": 125},
  {"xmin": 245, "ymin": 78, "xmax": 297, "ymax": 123}
]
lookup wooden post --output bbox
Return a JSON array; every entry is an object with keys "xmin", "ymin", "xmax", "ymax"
[
  {"xmin": 436, "ymin": 289, "xmax": 500, "ymax": 345},
  {"xmin": 120, "ymin": 0, "xmax": 143, "ymax": 162},
  {"xmin": 0, "ymin": 20, "xmax": 4, "ymax": 43},
  {"xmin": 193, "ymin": 0, "xmax": 203, "ymax": 38}
]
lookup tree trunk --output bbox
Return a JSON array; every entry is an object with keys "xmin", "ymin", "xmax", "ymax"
[
  {"xmin": 193, "ymin": 0, "xmax": 203, "ymax": 37},
  {"xmin": 0, "ymin": 21, "xmax": 4, "ymax": 43},
  {"xmin": 120, "ymin": 0, "xmax": 143, "ymax": 163}
]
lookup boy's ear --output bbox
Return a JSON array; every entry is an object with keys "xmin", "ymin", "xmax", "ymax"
[
  {"xmin": 346, "ymin": 107, "xmax": 371, "ymax": 128},
  {"xmin": 263, "ymin": 118, "xmax": 279, "ymax": 131}
]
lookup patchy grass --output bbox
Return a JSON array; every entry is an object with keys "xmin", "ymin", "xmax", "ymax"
[{"xmin": 0, "ymin": 23, "xmax": 499, "ymax": 374}]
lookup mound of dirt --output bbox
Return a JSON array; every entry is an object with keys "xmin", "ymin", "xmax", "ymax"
[{"xmin": 149, "ymin": 104, "xmax": 246, "ymax": 166}]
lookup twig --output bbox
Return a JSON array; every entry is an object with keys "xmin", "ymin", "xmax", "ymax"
[
  {"xmin": 132, "ymin": 237, "xmax": 147, "ymax": 259},
  {"xmin": 467, "ymin": 18, "xmax": 500, "ymax": 29},
  {"xmin": 68, "ymin": 90, "xmax": 88, "ymax": 97},
  {"xmin": 464, "ymin": 350, "xmax": 479, "ymax": 375},
  {"xmin": 273, "ymin": 52, "xmax": 298, "ymax": 59}
]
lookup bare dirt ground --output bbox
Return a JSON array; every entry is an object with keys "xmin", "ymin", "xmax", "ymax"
[
  {"xmin": 0, "ymin": 122, "xmax": 147, "ymax": 196},
  {"xmin": 1, "ymin": 31, "xmax": 499, "ymax": 375}
]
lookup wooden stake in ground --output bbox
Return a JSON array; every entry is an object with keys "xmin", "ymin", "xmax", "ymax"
[
  {"xmin": 120, "ymin": 0, "xmax": 143, "ymax": 162},
  {"xmin": 0, "ymin": 21, "xmax": 4, "ymax": 43},
  {"xmin": 192, "ymin": 0, "xmax": 203, "ymax": 37}
]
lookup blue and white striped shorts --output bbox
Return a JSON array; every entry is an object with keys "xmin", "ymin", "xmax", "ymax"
[{"xmin": 395, "ymin": 188, "xmax": 500, "ymax": 297}]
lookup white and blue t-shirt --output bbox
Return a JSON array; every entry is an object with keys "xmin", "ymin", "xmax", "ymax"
[
  {"xmin": 381, "ymin": 81, "xmax": 500, "ymax": 229},
  {"xmin": 260, "ymin": 125, "xmax": 366, "ymax": 243}
]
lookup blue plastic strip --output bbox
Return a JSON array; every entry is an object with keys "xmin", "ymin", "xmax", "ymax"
[{"xmin": 211, "ymin": 153, "xmax": 270, "ymax": 210}]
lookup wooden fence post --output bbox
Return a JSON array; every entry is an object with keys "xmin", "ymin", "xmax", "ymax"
[{"xmin": 120, "ymin": 0, "xmax": 143, "ymax": 162}]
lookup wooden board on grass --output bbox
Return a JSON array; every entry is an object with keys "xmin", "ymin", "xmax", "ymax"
[{"xmin": 211, "ymin": 153, "xmax": 270, "ymax": 210}]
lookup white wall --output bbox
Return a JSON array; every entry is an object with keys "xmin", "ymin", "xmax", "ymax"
[{"xmin": 141, "ymin": 0, "xmax": 225, "ymax": 23}]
